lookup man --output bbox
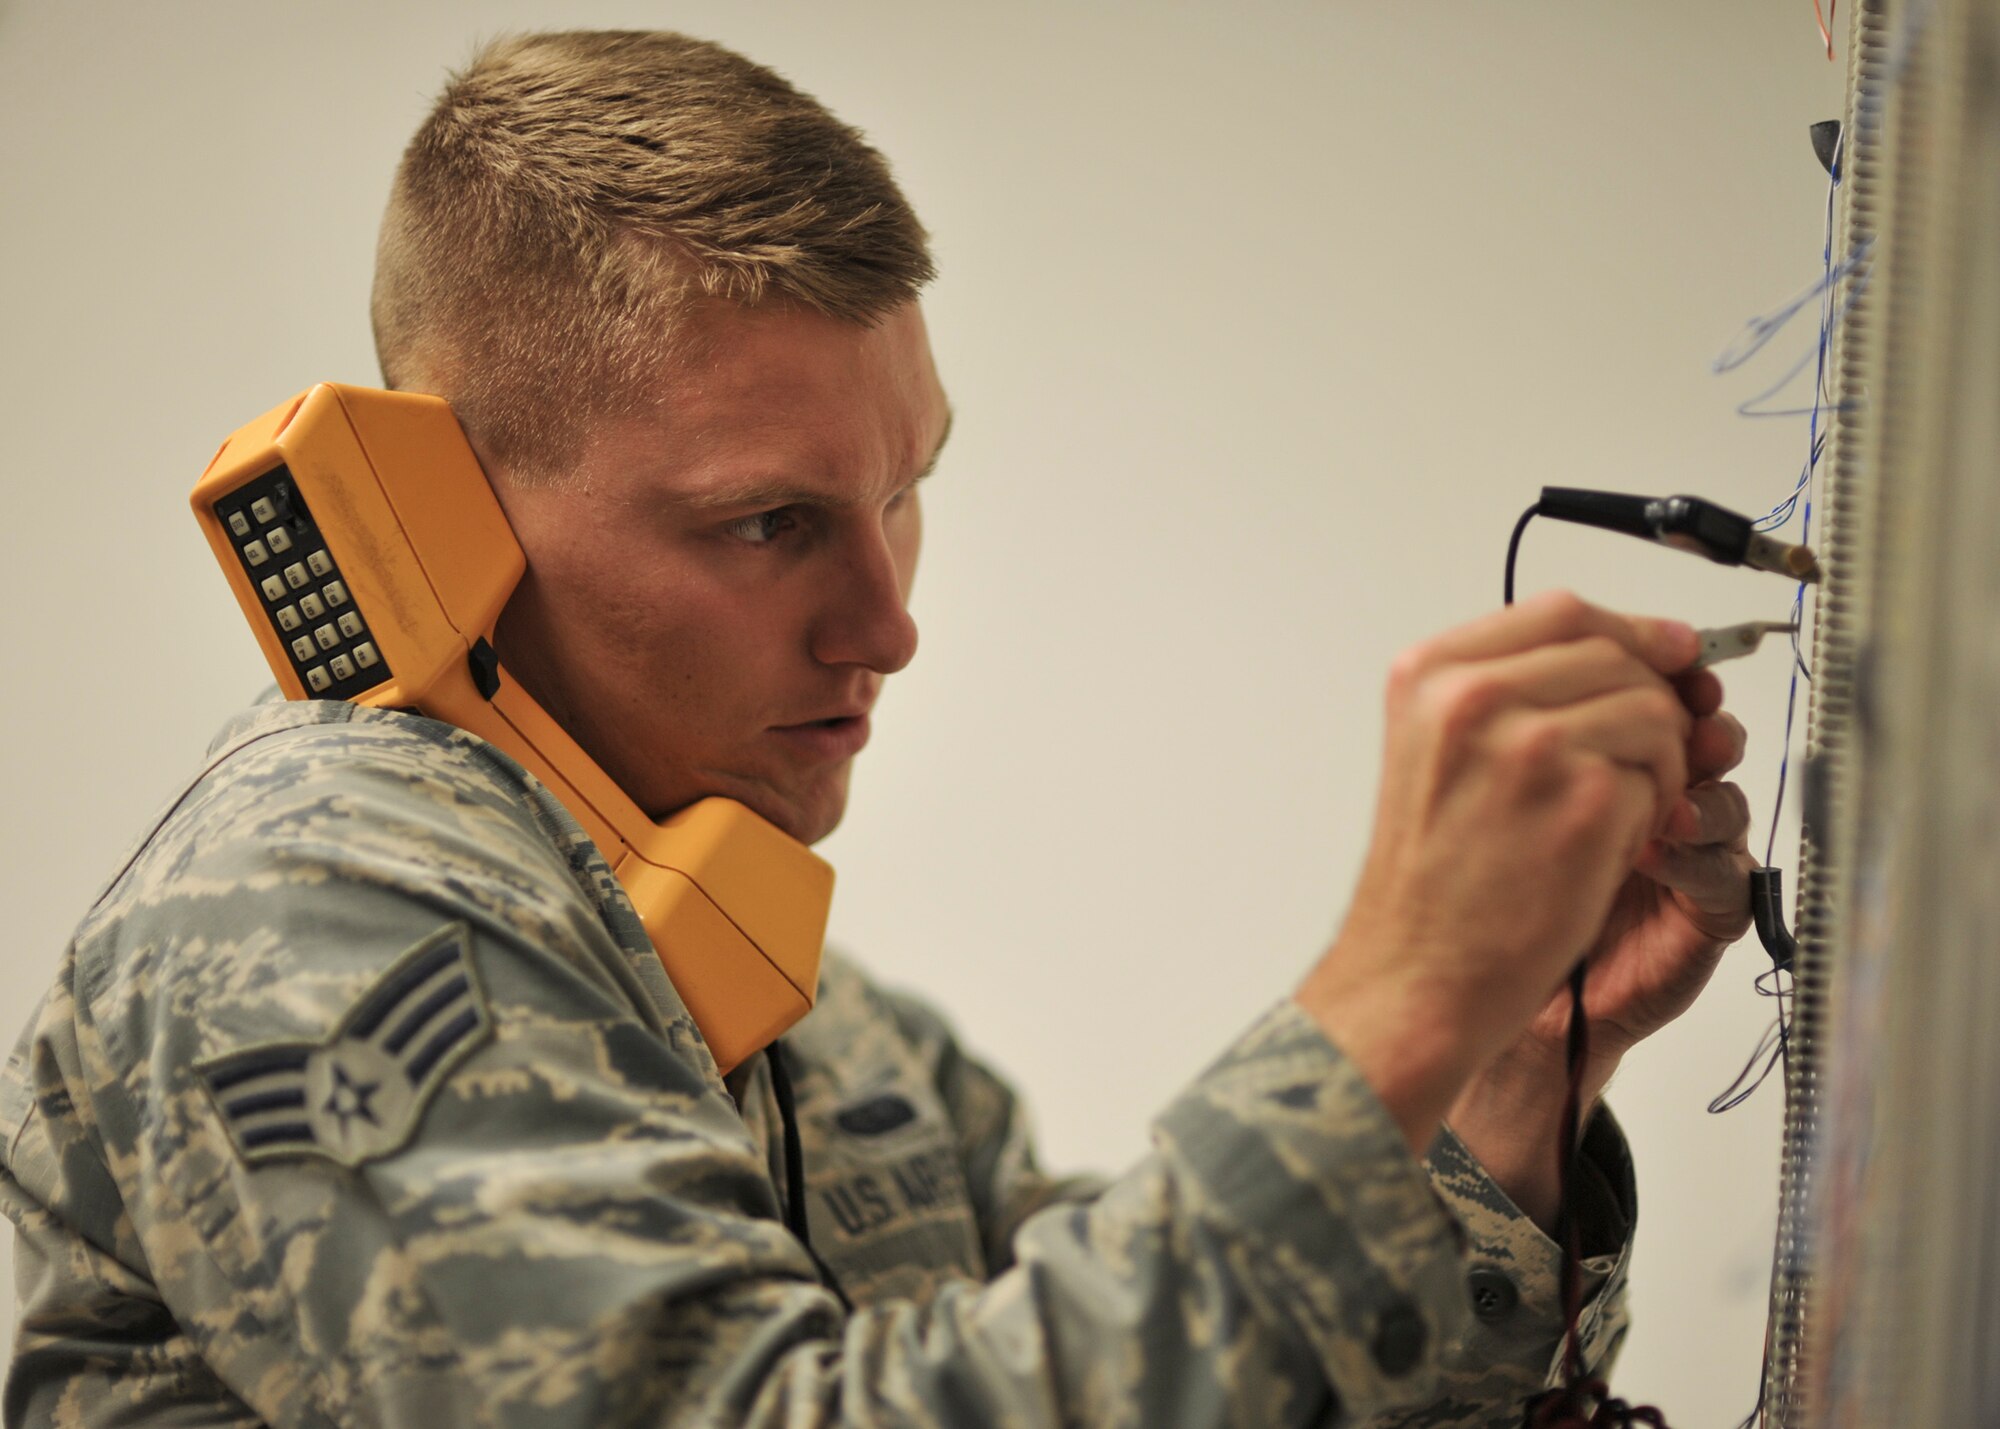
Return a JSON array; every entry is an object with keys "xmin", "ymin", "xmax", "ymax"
[{"xmin": 0, "ymin": 30, "xmax": 1752, "ymax": 1427}]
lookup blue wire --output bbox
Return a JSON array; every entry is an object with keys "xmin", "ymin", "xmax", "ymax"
[
  {"xmin": 1757, "ymin": 431, "xmax": 1828, "ymax": 532},
  {"xmin": 1732, "ymin": 257, "xmax": 1872, "ymax": 419},
  {"xmin": 1760, "ymin": 113, "xmax": 1841, "ymax": 863},
  {"xmin": 1721, "ymin": 0, "xmax": 1938, "ymax": 457},
  {"xmin": 1712, "ymin": 241, "xmax": 1870, "ymax": 394},
  {"xmin": 1766, "ymin": 663, "xmax": 1804, "ymax": 868}
]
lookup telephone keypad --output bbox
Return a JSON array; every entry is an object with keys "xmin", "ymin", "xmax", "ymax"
[{"xmin": 213, "ymin": 465, "xmax": 391, "ymax": 700}]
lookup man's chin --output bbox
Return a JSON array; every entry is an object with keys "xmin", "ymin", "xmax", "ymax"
[
  {"xmin": 765, "ymin": 785, "xmax": 849, "ymax": 846},
  {"xmin": 654, "ymin": 770, "xmax": 850, "ymax": 847}
]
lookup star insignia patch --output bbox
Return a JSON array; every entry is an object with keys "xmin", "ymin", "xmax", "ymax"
[{"xmin": 197, "ymin": 922, "xmax": 493, "ymax": 1168}]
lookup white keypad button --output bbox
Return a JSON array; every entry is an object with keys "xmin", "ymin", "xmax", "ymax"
[
  {"xmin": 266, "ymin": 526, "xmax": 293, "ymax": 554},
  {"xmin": 337, "ymin": 612, "xmax": 363, "ymax": 639},
  {"xmin": 314, "ymin": 624, "xmax": 340, "ymax": 651},
  {"xmin": 283, "ymin": 562, "xmax": 309, "ymax": 590},
  {"xmin": 227, "ymin": 511, "xmax": 251, "ymax": 537},
  {"xmin": 323, "ymin": 580, "xmax": 350, "ymax": 607},
  {"xmin": 275, "ymin": 605, "xmax": 301, "ymax": 631},
  {"xmin": 259, "ymin": 575, "xmax": 287, "ymax": 601},
  {"xmin": 353, "ymin": 641, "xmax": 379, "ymax": 669},
  {"xmin": 305, "ymin": 665, "xmax": 332, "ymax": 693},
  {"xmin": 243, "ymin": 540, "xmax": 269, "ymax": 566},
  {"xmin": 329, "ymin": 654, "xmax": 356, "ymax": 680},
  {"xmin": 290, "ymin": 636, "xmax": 315, "ymax": 661},
  {"xmin": 250, "ymin": 497, "xmax": 276, "ymax": 524},
  {"xmin": 306, "ymin": 549, "xmax": 333, "ymax": 577},
  {"xmin": 298, "ymin": 593, "xmax": 325, "ymax": 619}
]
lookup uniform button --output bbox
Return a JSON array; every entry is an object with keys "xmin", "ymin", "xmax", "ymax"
[
  {"xmin": 1371, "ymin": 1301, "xmax": 1427, "ymax": 1376},
  {"xmin": 1469, "ymin": 1267, "xmax": 1520, "ymax": 1322}
]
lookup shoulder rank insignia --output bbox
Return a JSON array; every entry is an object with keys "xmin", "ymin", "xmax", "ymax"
[{"xmin": 196, "ymin": 923, "xmax": 492, "ymax": 1168}]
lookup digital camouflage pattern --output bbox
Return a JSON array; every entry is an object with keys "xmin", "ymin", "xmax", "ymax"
[{"xmin": 0, "ymin": 700, "xmax": 1631, "ymax": 1426}]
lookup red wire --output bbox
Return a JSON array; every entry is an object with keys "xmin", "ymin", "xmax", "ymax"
[{"xmin": 1814, "ymin": 0, "xmax": 1837, "ymax": 59}]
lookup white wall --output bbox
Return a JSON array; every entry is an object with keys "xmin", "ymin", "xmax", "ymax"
[{"xmin": 0, "ymin": 3, "xmax": 1842, "ymax": 1422}]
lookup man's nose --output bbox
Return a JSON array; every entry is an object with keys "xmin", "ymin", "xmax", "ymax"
[{"xmin": 811, "ymin": 532, "xmax": 919, "ymax": 675}]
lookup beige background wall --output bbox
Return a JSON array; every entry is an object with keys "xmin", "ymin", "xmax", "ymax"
[{"xmin": 0, "ymin": 3, "xmax": 1842, "ymax": 1422}]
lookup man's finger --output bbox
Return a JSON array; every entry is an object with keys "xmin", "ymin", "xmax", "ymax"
[
  {"xmin": 1635, "ymin": 841, "xmax": 1757, "ymax": 933},
  {"xmin": 1672, "ymin": 667, "xmax": 1724, "ymax": 718},
  {"xmin": 1664, "ymin": 780, "xmax": 1752, "ymax": 848},
  {"xmin": 1462, "ymin": 636, "xmax": 1675, "ymax": 713},
  {"xmin": 1509, "ymin": 687, "xmax": 1691, "ymax": 826},
  {"xmin": 1688, "ymin": 711, "xmax": 1749, "ymax": 780},
  {"xmin": 1415, "ymin": 590, "xmax": 1699, "ymax": 676}
]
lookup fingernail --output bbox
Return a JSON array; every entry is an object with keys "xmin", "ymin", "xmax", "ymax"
[{"xmin": 1662, "ymin": 620, "xmax": 1698, "ymax": 663}]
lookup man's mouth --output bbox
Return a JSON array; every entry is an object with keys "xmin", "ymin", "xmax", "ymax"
[
  {"xmin": 770, "ymin": 713, "xmax": 872, "ymax": 760},
  {"xmin": 774, "ymin": 705, "xmax": 871, "ymax": 730}
]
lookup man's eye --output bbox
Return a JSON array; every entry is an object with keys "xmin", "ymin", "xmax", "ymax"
[{"xmin": 724, "ymin": 509, "xmax": 797, "ymax": 544}]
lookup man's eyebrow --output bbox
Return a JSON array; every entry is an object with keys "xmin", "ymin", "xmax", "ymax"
[
  {"xmin": 673, "ymin": 407, "xmax": 954, "ymax": 512},
  {"xmin": 916, "ymin": 407, "xmax": 953, "ymax": 480}
]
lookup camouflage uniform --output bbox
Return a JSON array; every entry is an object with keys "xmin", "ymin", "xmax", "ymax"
[{"xmin": 0, "ymin": 700, "xmax": 1631, "ymax": 1426}]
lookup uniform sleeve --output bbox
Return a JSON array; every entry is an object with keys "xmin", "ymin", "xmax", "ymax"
[
  {"xmin": 864, "ymin": 977, "xmax": 1639, "ymax": 1429},
  {"xmin": 51, "ymin": 724, "xmax": 1493, "ymax": 1428},
  {"xmin": 1363, "ymin": 1116, "xmax": 1636, "ymax": 1429}
]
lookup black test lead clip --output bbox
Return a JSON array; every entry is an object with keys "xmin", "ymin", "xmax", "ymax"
[
  {"xmin": 1749, "ymin": 867, "xmax": 1797, "ymax": 974},
  {"xmin": 1538, "ymin": 487, "xmax": 1822, "ymax": 584}
]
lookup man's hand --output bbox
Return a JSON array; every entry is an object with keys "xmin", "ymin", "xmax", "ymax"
[
  {"xmin": 1294, "ymin": 591, "xmax": 1714, "ymax": 1154},
  {"xmin": 1446, "ymin": 673, "xmax": 1752, "ymax": 1229}
]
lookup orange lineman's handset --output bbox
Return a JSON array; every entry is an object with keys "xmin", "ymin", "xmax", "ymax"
[{"xmin": 191, "ymin": 383, "xmax": 834, "ymax": 1075}]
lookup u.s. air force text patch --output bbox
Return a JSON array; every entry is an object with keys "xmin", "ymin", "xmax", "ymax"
[{"xmin": 196, "ymin": 923, "xmax": 492, "ymax": 1168}]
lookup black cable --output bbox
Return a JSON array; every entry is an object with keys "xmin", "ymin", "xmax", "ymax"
[
  {"xmin": 767, "ymin": 1039, "xmax": 852, "ymax": 1311},
  {"xmin": 1505, "ymin": 501, "xmax": 1588, "ymax": 1398},
  {"xmin": 1504, "ymin": 501, "xmax": 1671, "ymax": 1426},
  {"xmin": 1504, "ymin": 502, "xmax": 1544, "ymax": 606}
]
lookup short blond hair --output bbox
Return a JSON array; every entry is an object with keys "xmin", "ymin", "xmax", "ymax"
[{"xmin": 372, "ymin": 31, "xmax": 935, "ymax": 482}]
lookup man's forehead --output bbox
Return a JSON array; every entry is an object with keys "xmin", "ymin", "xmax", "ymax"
[
  {"xmin": 578, "ymin": 354, "xmax": 949, "ymax": 509},
  {"xmin": 619, "ymin": 298, "xmax": 937, "ymax": 446},
  {"xmin": 644, "ymin": 403, "xmax": 952, "ymax": 513}
]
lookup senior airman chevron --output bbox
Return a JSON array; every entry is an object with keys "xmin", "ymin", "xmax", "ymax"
[{"xmin": 195, "ymin": 921, "xmax": 492, "ymax": 1167}]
